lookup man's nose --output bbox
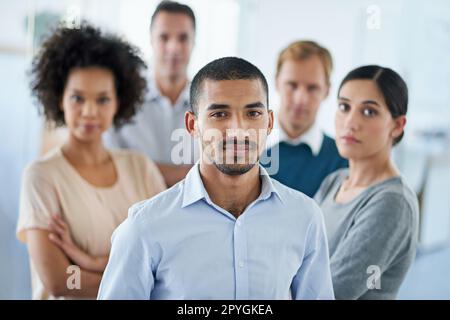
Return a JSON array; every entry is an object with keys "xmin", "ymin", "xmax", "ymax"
[
  {"xmin": 293, "ymin": 86, "xmax": 308, "ymax": 106},
  {"xmin": 166, "ymin": 38, "xmax": 182, "ymax": 54},
  {"xmin": 226, "ymin": 117, "xmax": 250, "ymax": 141}
]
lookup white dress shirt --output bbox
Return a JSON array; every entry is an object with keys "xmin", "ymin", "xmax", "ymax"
[{"xmin": 266, "ymin": 118, "xmax": 324, "ymax": 156}]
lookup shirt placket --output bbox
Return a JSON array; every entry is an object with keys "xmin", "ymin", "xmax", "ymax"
[{"xmin": 233, "ymin": 216, "xmax": 249, "ymax": 299}]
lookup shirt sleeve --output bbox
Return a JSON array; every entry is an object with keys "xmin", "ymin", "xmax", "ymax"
[
  {"xmin": 329, "ymin": 192, "xmax": 417, "ymax": 299},
  {"xmin": 291, "ymin": 204, "xmax": 335, "ymax": 300},
  {"xmin": 97, "ymin": 204, "xmax": 156, "ymax": 300},
  {"xmin": 16, "ymin": 163, "xmax": 60, "ymax": 243}
]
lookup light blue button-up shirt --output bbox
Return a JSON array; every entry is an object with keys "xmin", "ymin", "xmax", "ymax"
[{"xmin": 98, "ymin": 164, "xmax": 334, "ymax": 300}]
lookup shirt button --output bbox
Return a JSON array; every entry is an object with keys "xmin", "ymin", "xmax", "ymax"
[
  {"xmin": 239, "ymin": 261, "xmax": 245, "ymax": 268},
  {"xmin": 236, "ymin": 220, "xmax": 242, "ymax": 227}
]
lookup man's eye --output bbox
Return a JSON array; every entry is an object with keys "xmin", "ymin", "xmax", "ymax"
[
  {"xmin": 338, "ymin": 103, "xmax": 349, "ymax": 112},
  {"xmin": 248, "ymin": 111, "xmax": 262, "ymax": 118},
  {"xmin": 363, "ymin": 108, "xmax": 377, "ymax": 117},
  {"xmin": 211, "ymin": 112, "xmax": 227, "ymax": 118},
  {"xmin": 286, "ymin": 82, "xmax": 296, "ymax": 90},
  {"xmin": 308, "ymin": 85, "xmax": 319, "ymax": 93},
  {"xmin": 179, "ymin": 34, "xmax": 189, "ymax": 42}
]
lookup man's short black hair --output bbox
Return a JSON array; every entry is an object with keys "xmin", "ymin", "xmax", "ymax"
[
  {"xmin": 190, "ymin": 57, "xmax": 269, "ymax": 115},
  {"xmin": 150, "ymin": 1, "xmax": 196, "ymax": 31}
]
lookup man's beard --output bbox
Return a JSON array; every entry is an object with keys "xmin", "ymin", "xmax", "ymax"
[
  {"xmin": 204, "ymin": 137, "xmax": 259, "ymax": 176},
  {"xmin": 214, "ymin": 162, "xmax": 257, "ymax": 176}
]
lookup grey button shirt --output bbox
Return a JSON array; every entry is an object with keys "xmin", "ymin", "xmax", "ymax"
[
  {"xmin": 104, "ymin": 76, "xmax": 199, "ymax": 165},
  {"xmin": 314, "ymin": 168, "xmax": 419, "ymax": 299}
]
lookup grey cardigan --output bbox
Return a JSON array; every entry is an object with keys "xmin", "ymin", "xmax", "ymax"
[{"xmin": 314, "ymin": 169, "xmax": 419, "ymax": 299}]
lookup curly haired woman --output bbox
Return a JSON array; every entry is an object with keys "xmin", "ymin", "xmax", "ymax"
[{"xmin": 16, "ymin": 23, "xmax": 166, "ymax": 299}]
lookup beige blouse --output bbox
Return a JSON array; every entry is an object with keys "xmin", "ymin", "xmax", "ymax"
[{"xmin": 16, "ymin": 147, "xmax": 166, "ymax": 299}]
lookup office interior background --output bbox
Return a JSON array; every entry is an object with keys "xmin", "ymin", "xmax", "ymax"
[{"xmin": 0, "ymin": 0, "xmax": 449, "ymax": 299}]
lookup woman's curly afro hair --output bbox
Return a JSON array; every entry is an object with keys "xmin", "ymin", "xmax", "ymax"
[{"xmin": 30, "ymin": 22, "xmax": 147, "ymax": 129}]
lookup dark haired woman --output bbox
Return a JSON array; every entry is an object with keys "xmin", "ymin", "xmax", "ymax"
[
  {"xmin": 314, "ymin": 65, "xmax": 419, "ymax": 299},
  {"xmin": 16, "ymin": 23, "xmax": 166, "ymax": 299}
]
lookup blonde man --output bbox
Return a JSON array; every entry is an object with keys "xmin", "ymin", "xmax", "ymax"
[{"xmin": 265, "ymin": 40, "xmax": 347, "ymax": 197}]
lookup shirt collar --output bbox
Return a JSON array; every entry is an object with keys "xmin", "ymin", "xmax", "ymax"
[
  {"xmin": 181, "ymin": 162, "xmax": 283, "ymax": 209},
  {"xmin": 146, "ymin": 73, "xmax": 191, "ymax": 110},
  {"xmin": 266, "ymin": 117, "xmax": 324, "ymax": 156}
]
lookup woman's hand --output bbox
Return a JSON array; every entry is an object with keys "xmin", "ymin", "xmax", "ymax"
[{"xmin": 48, "ymin": 214, "xmax": 108, "ymax": 273}]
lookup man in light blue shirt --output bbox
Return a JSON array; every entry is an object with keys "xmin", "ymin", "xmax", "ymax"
[{"xmin": 98, "ymin": 57, "xmax": 334, "ymax": 300}]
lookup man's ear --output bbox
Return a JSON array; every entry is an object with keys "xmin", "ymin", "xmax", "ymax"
[
  {"xmin": 267, "ymin": 109, "xmax": 274, "ymax": 136},
  {"xmin": 185, "ymin": 110, "xmax": 197, "ymax": 137},
  {"xmin": 391, "ymin": 115, "xmax": 406, "ymax": 140}
]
